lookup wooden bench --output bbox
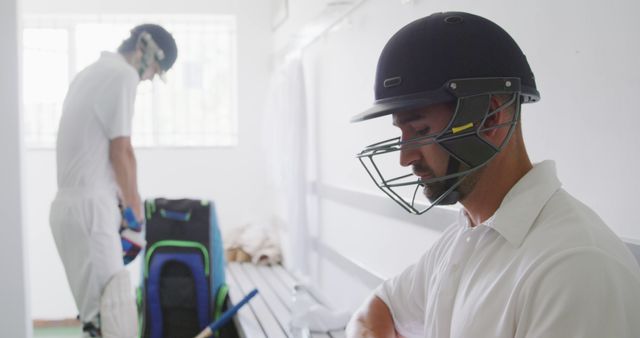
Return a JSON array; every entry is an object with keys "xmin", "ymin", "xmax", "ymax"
[{"xmin": 225, "ymin": 262, "xmax": 346, "ymax": 338}]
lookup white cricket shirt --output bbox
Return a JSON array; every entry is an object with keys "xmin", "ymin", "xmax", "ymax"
[
  {"xmin": 56, "ymin": 51, "xmax": 139, "ymax": 191},
  {"xmin": 376, "ymin": 161, "xmax": 640, "ymax": 338}
]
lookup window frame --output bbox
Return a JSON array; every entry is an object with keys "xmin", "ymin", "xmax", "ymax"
[{"xmin": 22, "ymin": 14, "xmax": 239, "ymax": 149}]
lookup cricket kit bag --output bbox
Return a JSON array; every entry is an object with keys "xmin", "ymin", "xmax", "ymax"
[{"xmin": 138, "ymin": 198, "xmax": 228, "ymax": 338}]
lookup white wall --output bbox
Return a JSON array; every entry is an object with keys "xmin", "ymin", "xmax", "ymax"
[
  {"xmin": 270, "ymin": 0, "xmax": 327, "ymax": 53},
  {"xmin": 23, "ymin": 0, "xmax": 273, "ymax": 319},
  {"xmin": 0, "ymin": 0, "xmax": 32, "ymax": 336},
  {"xmin": 278, "ymin": 0, "xmax": 640, "ymax": 312}
]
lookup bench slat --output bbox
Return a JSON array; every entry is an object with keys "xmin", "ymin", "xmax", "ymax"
[
  {"xmin": 228, "ymin": 263, "xmax": 346, "ymax": 338},
  {"xmin": 241, "ymin": 263, "xmax": 295, "ymax": 337},
  {"xmin": 269, "ymin": 265, "xmax": 332, "ymax": 307},
  {"xmin": 225, "ymin": 264, "xmax": 267, "ymax": 338},
  {"xmin": 271, "ymin": 266, "xmax": 338, "ymax": 338},
  {"xmin": 229, "ymin": 263, "xmax": 288, "ymax": 338},
  {"xmin": 328, "ymin": 329, "xmax": 347, "ymax": 338},
  {"xmin": 256, "ymin": 265, "xmax": 296, "ymax": 311},
  {"xmin": 272, "ymin": 264, "xmax": 298, "ymax": 290}
]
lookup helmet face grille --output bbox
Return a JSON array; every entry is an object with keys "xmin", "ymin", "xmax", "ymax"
[{"xmin": 355, "ymin": 78, "xmax": 523, "ymax": 214}]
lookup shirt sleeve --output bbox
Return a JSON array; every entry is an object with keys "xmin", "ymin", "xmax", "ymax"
[
  {"xmin": 516, "ymin": 248, "xmax": 640, "ymax": 338},
  {"xmin": 375, "ymin": 251, "xmax": 431, "ymax": 337},
  {"xmin": 93, "ymin": 69, "xmax": 139, "ymax": 139}
]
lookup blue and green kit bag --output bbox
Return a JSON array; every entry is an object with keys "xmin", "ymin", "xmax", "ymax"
[{"xmin": 138, "ymin": 198, "xmax": 228, "ymax": 338}]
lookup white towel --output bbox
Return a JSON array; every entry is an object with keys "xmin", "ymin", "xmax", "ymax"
[{"xmin": 224, "ymin": 219, "xmax": 282, "ymax": 265}]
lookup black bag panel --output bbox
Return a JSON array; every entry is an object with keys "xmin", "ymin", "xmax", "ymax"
[
  {"xmin": 160, "ymin": 262, "xmax": 197, "ymax": 308},
  {"xmin": 146, "ymin": 198, "xmax": 211, "ymax": 247},
  {"xmin": 160, "ymin": 262, "xmax": 199, "ymax": 338}
]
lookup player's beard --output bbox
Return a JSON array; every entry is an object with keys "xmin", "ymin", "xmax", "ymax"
[
  {"xmin": 412, "ymin": 162, "xmax": 448, "ymax": 203},
  {"xmin": 419, "ymin": 159, "xmax": 485, "ymax": 203},
  {"xmin": 423, "ymin": 179, "xmax": 448, "ymax": 203}
]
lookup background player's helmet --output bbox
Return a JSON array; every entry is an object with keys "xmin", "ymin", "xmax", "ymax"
[{"xmin": 119, "ymin": 24, "xmax": 178, "ymax": 80}]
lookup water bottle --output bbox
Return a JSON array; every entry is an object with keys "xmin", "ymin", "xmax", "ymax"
[{"xmin": 290, "ymin": 284, "xmax": 313, "ymax": 338}]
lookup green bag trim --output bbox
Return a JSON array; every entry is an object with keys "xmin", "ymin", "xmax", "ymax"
[
  {"xmin": 214, "ymin": 283, "xmax": 229, "ymax": 337},
  {"xmin": 137, "ymin": 286, "xmax": 144, "ymax": 338},
  {"xmin": 136, "ymin": 286, "xmax": 143, "ymax": 308},
  {"xmin": 144, "ymin": 240, "xmax": 210, "ymax": 278},
  {"xmin": 145, "ymin": 199, "xmax": 156, "ymax": 220}
]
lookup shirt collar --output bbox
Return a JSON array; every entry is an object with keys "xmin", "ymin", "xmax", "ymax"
[
  {"xmin": 457, "ymin": 209, "xmax": 493, "ymax": 229},
  {"xmin": 101, "ymin": 51, "xmax": 117, "ymax": 59},
  {"xmin": 101, "ymin": 51, "xmax": 128, "ymax": 65},
  {"xmin": 460, "ymin": 160, "xmax": 562, "ymax": 247}
]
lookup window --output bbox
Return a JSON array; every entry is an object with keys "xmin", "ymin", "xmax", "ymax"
[{"xmin": 23, "ymin": 14, "xmax": 237, "ymax": 148}]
